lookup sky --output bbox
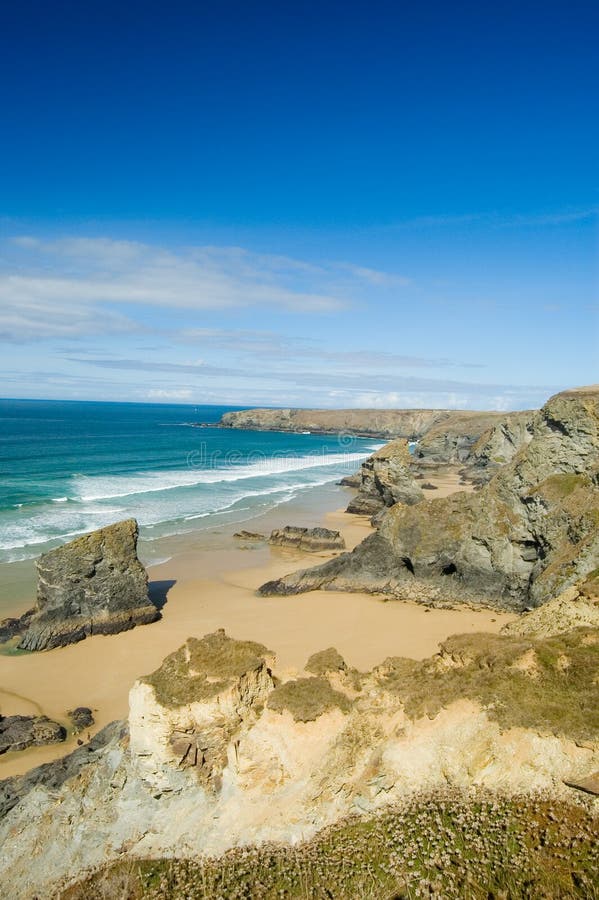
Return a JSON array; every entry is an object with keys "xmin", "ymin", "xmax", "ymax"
[{"xmin": 0, "ymin": 0, "xmax": 597, "ymax": 410}]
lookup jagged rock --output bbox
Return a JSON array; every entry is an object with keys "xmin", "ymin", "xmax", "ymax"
[
  {"xmin": 67, "ymin": 707, "xmax": 95, "ymax": 732},
  {"xmin": 0, "ymin": 610, "xmax": 35, "ymax": 644},
  {"xmin": 233, "ymin": 530, "xmax": 266, "ymax": 541},
  {"xmin": 346, "ymin": 439, "xmax": 424, "ymax": 516},
  {"xmin": 414, "ymin": 411, "xmax": 522, "ymax": 465},
  {"xmin": 0, "ymin": 721, "xmax": 125, "ymax": 819},
  {"xmin": 0, "ymin": 715, "xmax": 66, "ymax": 754},
  {"xmin": 13, "ymin": 519, "xmax": 159, "ymax": 651},
  {"xmin": 502, "ymin": 582, "xmax": 599, "ymax": 639},
  {"xmin": 258, "ymin": 387, "xmax": 599, "ymax": 610},
  {"xmin": 466, "ymin": 411, "xmax": 534, "ymax": 482},
  {"xmin": 129, "ymin": 629, "xmax": 275, "ymax": 792},
  {"xmin": 269, "ymin": 526, "xmax": 345, "ymax": 552},
  {"xmin": 338, "ymin": 473, "xmax": 362, "ymax": 488}
]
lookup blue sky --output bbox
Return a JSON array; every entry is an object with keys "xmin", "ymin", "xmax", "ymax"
[{"xmin": 0, "ymin": 0, "xmax": 597, "ymax": 409}]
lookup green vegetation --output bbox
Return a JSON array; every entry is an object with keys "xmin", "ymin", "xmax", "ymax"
[
  {"xmin": 532, "ymin": 474, "xmax": 589, "ymax": 501},
  {"xmin": 377, "ymin": 628, "xmax": 599, "ymax": 741},
  {"xmin": 144, "ymin": 630, "xmax": 270, "ymax": 708},
  {"xmin": 62, "ymin": 793, "xmax": 599, "ymax": 899},
  {"xmin": 267, "ymin": 677, "xmax": 352, "ymax": 722},
  {"xmin": 305, "ymin": 647, "xmax": 347, "ymax": 675}
]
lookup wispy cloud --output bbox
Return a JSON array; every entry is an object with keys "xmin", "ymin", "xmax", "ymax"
[
  {"xmin": 384, "ymin": 207, "xmax": 599, "ymax": 231},
  {"xmin": 177, "ymin": 328, "xmax": 482, "ymax": 369},
  {"xmin": 3, "ymin": 236, "xmax": 412, "ymax": 341}
]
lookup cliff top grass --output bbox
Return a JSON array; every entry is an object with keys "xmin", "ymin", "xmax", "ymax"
[
  {"xmin": 376, "ymin": 628, "xmax": 599, "ymax": 741},
  {"xmin": 267, "ymin": 676, "xmax": 352, "ymax": 722},
  {"xmin": 305, "ymin": 647, "xmax": 347, "ymax": 675},
  {"xmin": 144, "ymin": 630, "xmax": 271, "ymax": 708}
]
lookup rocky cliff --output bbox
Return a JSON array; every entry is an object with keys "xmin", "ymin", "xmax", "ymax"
[
  {"xmin": 220, "ymin": 407, "xmax": 471, "ymax": 439},
  {"xmin": 413, "ymin": 410, "xmax": 525, "ymax": 465},
  {"xmin": 346, "ymin": 438, "xmax": 424, "ymax": 515},
  {"xmin": 0, "ymin": 620, "xmax": 596, "ymax": 898},
  {"xmin": 0, "ymin": 519, "xmax": 159, "ymax": 651},
  {"xmin": 220, "ymin": 407, "xmax": 536, "ymax": 475},
  {"xmin": 465, "ymin": 410, "xmax": 535, "ymax": 483},
  {"xmin": 259, "ymin": 387, "xmax": 599, "ymax": 610}
]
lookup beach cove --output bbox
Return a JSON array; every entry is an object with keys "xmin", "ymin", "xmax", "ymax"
[{"xmin": 0, "ymin": 472, "xmax": 515, "ymax": 779}]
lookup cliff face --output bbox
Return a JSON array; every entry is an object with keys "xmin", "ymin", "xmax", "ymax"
[
  {"xmin": 414, "ymin": 411, "xmax": 526, "ymax": 465},
  {"xmin": 466, "ymin": 411, "xmax": 535, "ymax": 483},
  {"xmin": 220, "ymin": 407, "xmax": 536, "ymax": 472},
  {"xmin": 259, "ymin": 388, "xmax": 599, "ymax": 610},
  {"xmin": 0, "ymin": 624, "xmax": 596, "ymax": 897},
  {"xmin": 346, "ymin": 439, "xmax": 424, "ymax": 516},
  {"xmin": 221, "ymin": 407, "xmax": 463, "ymax": 439},
  {"xmin": 8, "ymin": 519, "xmax": 159, "ymax": 651}
]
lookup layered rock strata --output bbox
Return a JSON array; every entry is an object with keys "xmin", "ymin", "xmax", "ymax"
[
  {"xmin": 268, "ymin": 526, "xmax": 346, "ymax": 552},
  {"xmin": 0, "ymin": 519, "xmax": 159, "ymax": 652},
  {"xmin": 259, "ymin": 388, "xmax": 599, "ymax": 610},
  {"xmin": 345, "ymin": 439, "xmax": 424, "ymax": 516},
  {"xmin": 0, "ymin": 621, "xmax": 597, "ymax": 897}
]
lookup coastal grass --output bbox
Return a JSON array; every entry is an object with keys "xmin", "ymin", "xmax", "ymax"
[
  {"xmin": 61, "ymin": 793, "xmax": 599, "ymax": 899},
  {"xmin": 143, "ymin": 630, "xmax": 271, "ymax": 708},
  {"xmin": 377, "ymin": 628, "xmax": 599, "ymax": 742},
  {"xmin": 267, "ymin": 676, "xmax": 353, "ymax": 722}
]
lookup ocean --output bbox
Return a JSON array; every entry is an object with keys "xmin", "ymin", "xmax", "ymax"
[{"xmin": 0, "ymin": 399, "xmax": 379, "ymax": 566}]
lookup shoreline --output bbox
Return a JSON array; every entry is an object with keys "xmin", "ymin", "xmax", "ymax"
[{"xmin": 0, "ymin": 469, "xmax": 515, "ymax": 779}]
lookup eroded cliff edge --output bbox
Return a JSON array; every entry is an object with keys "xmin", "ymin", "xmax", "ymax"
[
  {"xmin": 0, "ymin": 611, "xmax": 597, "ymax": 898},
  {"xmin": 259, "ymin": 387, "xmax": 599, "ymax": 609}
]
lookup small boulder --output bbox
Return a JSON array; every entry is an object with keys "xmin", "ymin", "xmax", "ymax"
[
  {"xmin": 0, "ymin": 715, "xmax": 66, "ymax": 754},
  {"xmin": 233, "ymin": 530, "xmax": 266, "ymax": 541},
  {"xmin": 269, "ymin": 526, "xmax": 345, "ymax": 552},
  {"xmin": 67, "ymin": 707, "xmax": 95, "ymax": 732}
]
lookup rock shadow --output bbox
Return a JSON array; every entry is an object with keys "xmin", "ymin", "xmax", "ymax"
[{"xmin": 148, "ymin": 579, "xmax": 176, "ymax": 612}]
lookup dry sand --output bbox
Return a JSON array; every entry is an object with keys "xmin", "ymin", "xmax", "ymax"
[{"xmin": 0, "ymin": 471, "xmax": 513, "ymax": 779}]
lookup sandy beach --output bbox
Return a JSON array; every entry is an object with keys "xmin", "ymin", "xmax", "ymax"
[{"xmin": 0, "ymin": 471, "xmax": 514, "ymax": 779}]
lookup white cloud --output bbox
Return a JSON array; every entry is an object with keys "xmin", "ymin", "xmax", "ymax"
[
  {"xmin": 1, "ymin": 237, "xmax": 363, "ymax": 341},
  {"xmin": 146, "ymin": 388, "xmax": 194, "ymax": 400}
]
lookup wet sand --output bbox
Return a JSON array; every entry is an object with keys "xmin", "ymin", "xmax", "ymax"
[{"xmin": 0, "ymin": 470, "xmax": 512, "ymax": 779}]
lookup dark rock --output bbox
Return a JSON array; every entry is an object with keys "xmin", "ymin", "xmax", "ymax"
[
  {"xmin": 0, "ymin": 715, "xmax": 66, "ymax": 755},
  {"xmin": 413, "ymin": 411, "xmax": 527, "ymax": 465},
  {"xmin": 0, "ymin": 609, "xmax": 35, "ymax": 644},
  {"xmin": 338, "ymin": 473, "xmax": 362, "ymax": 488},
  {"xmin": 346, "ymin": 439, "xmax": 424, "ymax": 515},
  {"xmin": 67, "ymin": 707, "xmax": 94, "ymax": 732},
  {"xmin": 346, "ymin": 493, "xmax": 385, "ymax": 516},
  {"xmin": 13, "ymin": 519, "xmax": 159, "ymax": 652},
  {"xmin": 269, "ymin": 526, "xmax": 345, "ymax": 552},
  {"xmin": 421, "ymin": 482, "xmax": 438, "ymax": 490},
  {"xmin": 233, "ymin": 530, "xmax": 266, "ymax": 541},
  {"xmin": 258, "ymin": 387, "xmax": 599, "ymax": 611},
  {"xmin": 0, "ymin": 721, "xmax": 126, "ymax": 819}
]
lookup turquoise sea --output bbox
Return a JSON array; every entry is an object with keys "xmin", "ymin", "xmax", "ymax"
[{"xmin": 0, "ymin": 399, "xmax": 380, "ymax": 565}]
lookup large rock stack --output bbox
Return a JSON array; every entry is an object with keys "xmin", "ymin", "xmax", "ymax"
[{"xmin": 0, "ymin": 519, "xmax": 159, "ymax": 651}]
